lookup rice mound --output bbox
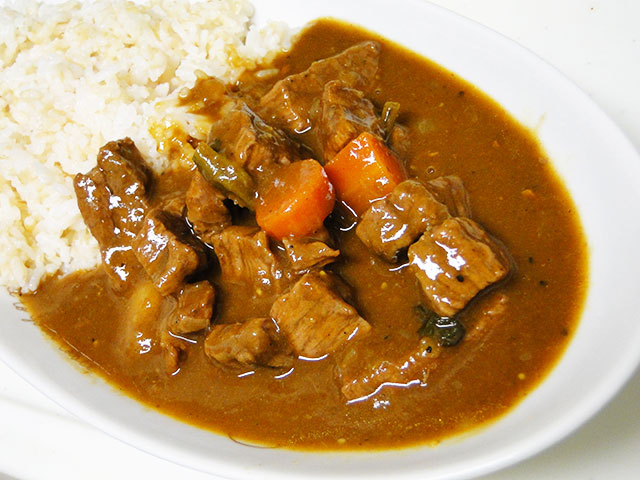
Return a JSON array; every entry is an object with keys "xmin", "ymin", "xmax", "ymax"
[{"xmin": 0, "ymin": 0, "xmax": 291, "ymax": 292}]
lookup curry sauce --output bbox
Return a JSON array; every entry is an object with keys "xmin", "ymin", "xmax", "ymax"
[{"xmin": 21, "ymin": 20, "xmax": 588, "ymax": 450}]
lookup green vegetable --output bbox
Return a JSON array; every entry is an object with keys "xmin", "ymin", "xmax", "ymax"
[
  {"xmin": 416, "ymin": 305, "xmax": 465, "ymax": 347},
  {"xmin": 381, "ymin": 101, "xmax": 401, "ymax": 141},
  {"xmin": 193, "ymin": 142, "xmax": 256, "ymax": 209}
]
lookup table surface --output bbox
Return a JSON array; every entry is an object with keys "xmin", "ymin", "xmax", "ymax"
[{"xmin": 1, "ymin": 1, "xmax": 639, "ymax": 479}]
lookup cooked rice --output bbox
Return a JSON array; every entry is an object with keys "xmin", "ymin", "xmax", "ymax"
[{"xmin": 0, "ymin": 0, "xmax": 291, "ymax": 292}]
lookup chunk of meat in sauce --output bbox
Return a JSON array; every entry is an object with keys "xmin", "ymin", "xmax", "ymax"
[
  {"xmin": 208, "ymin": 100, "xmax": 299, "ymax": 175},
  {"xmin": 320, "ymin": 80, "xmax": 385, "ymax": 163},
  {"xmin": 210, "ymin": 226, "xmax": 281, "ymax": 290},
  {"xmin": 408, "ymin": 217, "xmax": 510, "ymax": 317},
  {"xmin": 337, "ymin": 336, "xmax": 441, "ymax": 401},
  {"xmin": 166, "ymin": 281, "xmax": 215, "ymax": 335},
  {"xmin": 73, "ymin": 138, "xmax": 150, "ymax": 289},
  {"xmin": 157, "ymin": 195, "xmax": 186, "ymax": 218},
  {"xmin": 356, "ymin": 179, "xmax": 450, "ymax": 261},
  {"xmin": 258, "ymin": 41, "xmax": 381, "ymax": 137},
  {"xmin": 185, "ymin": 170, "xmax": 231, "ymax": 244},
  {"xmin": 127, "ymin": 280, "xmax": 215, "ymax": 375},
  {"xmin": 282, "ymin": 236, "xmax": 340, "ymax": 272},
  {"xmin": 97, "ymin": 137, "xmax": 151, "ymax": 196},
  {"xmin": 161, "ymin": 329, "xmax": 188, "ymax": 375},
  {"xmin": 133, "ymin": 209, "xmax": 208, "ymax": 295},
  {"xmin": 119, "ymin": 279, "xmax": 184, "ymax": 374},
  {"xmin": 270, "ymin": 272, "xmax": 370, "ymax": 358},
  {"xmin": 204, "ymin": 317, "xmax": 293, "ymax": 369},
  {"xmin": 426, "ymin": 175, "xmax": 472, "ymax": 218}
]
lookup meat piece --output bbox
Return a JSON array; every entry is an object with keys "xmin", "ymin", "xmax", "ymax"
[
  {"xmin": 161, "ymin": 329, "xmax": 187, "ymax": 375},
  {"xmin": 337, "ymin": 337, "xmax": 441, "ymax": 401},
  {"xmin": 118, "ymin": 278, "xmax": 184, "ymax": 375},
  {"xmin": 282, "ymin": 237, "xmax": 340, "ymax": 272},
  {"xmin": 320, "ymin": 80, "xmax": 385, "ymax": 162},
  {"xmin": 126, "ymin": 280, "xmax": 214, "ymax": 375},
  {"xmin": 426, "ymin": 175, "xmax": 472, "ymax": 218},
  {"xmin": 210, "ymin": 226, "xmax": 281, "ymax": 289},
  {"xmin": 208, "ymin": 101, "xmax": 299, "ymax": 175},
  {"xmin": 408, "ymin": 217, "xmax": 510, "ymax": 317},
  {"xmin": 185, "ymin": 170, "xmax": 231, "ymax": 244},
  {"xmin": 96, "ymin": 137, "xmax": 151, "ymax": 196},
  {"xmin": 204, "ymin": 317, "xmax": 293, "ymax": 369},
  {"xmin": 270, "ymin": 272, "xmax": 370, "ymax": 358},
  {"xmin": 157, "ymin": 195, "xmax": 185, "ymax": 218},
  {"xmin": 133, "ymin": 210, "xmax": 207, "ymax": 295},
  {"xmin": 258, "ymin": 41, "xmax": 381, "ymax": 136},
  {"xmin": 74, "ymin": 169, "xmax": 136, "ymax": 287},
  {"xmin": 166, "ymin": 281, "xmax": 215, "ymax": 335},
  {"xmin": 356, "ymin": 180, "xmax": 451, "ymax": 261},
  {"xmin": 74, "ymin": 138, "xmax": 151, "ymax": 288}
]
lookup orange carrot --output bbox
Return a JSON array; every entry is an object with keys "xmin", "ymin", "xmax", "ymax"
[
  {"xmin": 256, "ymin": 159, "xmax": 335, "ymax": 239},
  {"xmin": 324, "ymin": 132, "xmax": 405, "ymax": 215}
]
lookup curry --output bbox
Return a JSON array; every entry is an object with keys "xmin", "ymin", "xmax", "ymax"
[{"xmin": 20, "ymin": 19, "xmax": 587, "ymax": 450}]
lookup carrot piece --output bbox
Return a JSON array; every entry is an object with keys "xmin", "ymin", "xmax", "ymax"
[
  {"xmin": 256, "ymin": 159, "xmax": 336, "ymax": 239},
  {"xmin": 324, "ymin": 132, "xmax": 405, "ymax": 215}
]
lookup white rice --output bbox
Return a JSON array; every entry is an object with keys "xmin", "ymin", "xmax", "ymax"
[{"xmin": 0, "ymin": 0, "xmax": 291, "ymax": 292}]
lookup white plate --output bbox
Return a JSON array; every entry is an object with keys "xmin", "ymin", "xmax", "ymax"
[{"xmin": 2, "ymin": 1, "xmax": 640, "ymax": 479}]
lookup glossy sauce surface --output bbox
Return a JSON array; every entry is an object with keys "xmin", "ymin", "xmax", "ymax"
[{"xmin": 21, "ymin": 20, "xmax": 587, "ymax": 450}]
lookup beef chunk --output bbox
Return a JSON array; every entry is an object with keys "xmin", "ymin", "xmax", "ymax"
[
  {"xmin": 208, "ymin": 101, "xmax": 299, "ymax": 175},
  {"xmin": 426, "ymin": 175, "xmax": 472, "ymax": 218},
  {"xmin": 157, "ymin": 195, "xmax": 186, "ymax": 218},
  {"xmin": 185, "ymin": 170, "xmax": 231, "ymax": 244},
  {"xmin": 320, "ymin": 80, "xmax": 385, "ymax": 162},
  {"xmin": 204, "ymin": 317, "xmax": 293, "ymax": 369},
  {"xmin": 124, "ymin": 280, "xmax": 214, "ymax": 375},
  {"xmin": 161, "ymin": 329, "xmax": 187, "ymax": 375},
  {"xmin": 282, "ymin": 237, "xmax": 340, "ymax": 272},
  {"xmin": 74, "ymin": 138, "xmax": 150, "ymax": 288},
  {"xmin": 133, "ymin": 210, "xmax": 207, "ymax": 295},
  {"xmin": 356, "ymin": 180, "xmax": 451, "ymax": 261},
  {"xmin": 258, "ymin": 41, "xmax": 381, "ymax": 137},
  {"xmin": 355, "ymin": 177, "xmax": 473, "ymax": 263},
  {"xmin": 74, "ymin": 169, "xmax": 135, "ymax": 286},
  {"xmin": 166, "ymin": 281, "xmax": 215, "ymax": 334},
  {"xmin": 96, "ymin": 137, "xmax": 151, "ymax": 196},
  {"xmin": 408, "ymin": 217, "xmax": 510, "ymax": 317},
  {"xmin": 210, "ymin": 226, "xmax": 281, "ymax": 289},
  {"xmin": 270, "ymin": 272, "xmax": 370, "ymax": 358},
  {"xmin": 337, "ymin": 337, "xmax": 441, "ymax": 401}
]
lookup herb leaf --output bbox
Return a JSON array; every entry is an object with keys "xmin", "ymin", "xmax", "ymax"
[{"xmin": 415, "ymin": 305, "xmax": 465, "ymax": 347}]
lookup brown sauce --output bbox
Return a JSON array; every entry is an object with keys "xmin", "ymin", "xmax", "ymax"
[{"xmin": 20, "ymin": 19, "xmax": 588, "ymax": 450}]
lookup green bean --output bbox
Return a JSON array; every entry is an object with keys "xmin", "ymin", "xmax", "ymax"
[{"xmin": 193, "ymin": 142, "xmax": 256, "ymax": 210}]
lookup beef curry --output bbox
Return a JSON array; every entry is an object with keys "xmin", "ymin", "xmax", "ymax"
[{"xmin": 20, "ymin": 20, "xmax": 587, "ymax": 449}]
